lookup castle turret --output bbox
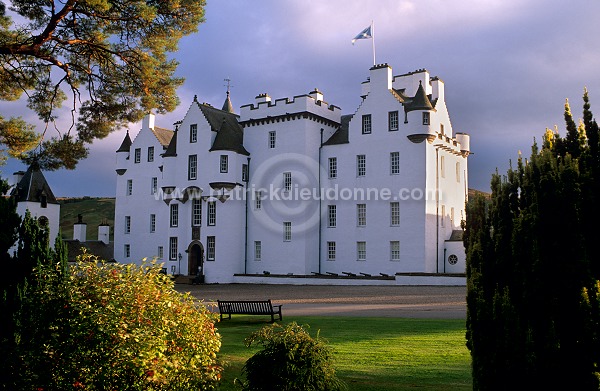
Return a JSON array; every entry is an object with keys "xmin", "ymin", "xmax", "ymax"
[
  {"xmin": 455, "ymin": 133, "xmax": 471, "ymax": 156},
  {"xmin": 116, "ymin": 131, "xmax": 132, "ymax": 175}
]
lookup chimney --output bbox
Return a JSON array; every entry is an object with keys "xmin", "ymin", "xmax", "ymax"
[
  {"xmin": 255, "ymin": 93, "xmax": 271, "ymax": 104},
  {"xmin": 142, "ymin": 113, "xmax": 155, "ymax": 130},
  {"xmin": 369, "ymin": 63, "xmax": 392, "ymax": 92},
  {"xmin": 98, "ymin": 222, "xmax": 110, "ymax": 245},
  {"xmin": 73, "ymin": 214, "xmax": 87, "ymax": 242},
  {"xmin": 309, "ymin": 88, "xmax": 323, "ymax": 102}
]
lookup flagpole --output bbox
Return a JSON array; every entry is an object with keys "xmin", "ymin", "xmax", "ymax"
[{"xmin": 371, "ymin": 20, "xmax": 376, "ymax": 66}]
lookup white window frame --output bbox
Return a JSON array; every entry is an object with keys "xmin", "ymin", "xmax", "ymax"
[
  {"xmin": 357, "ymin": 155, "xmax": 366, "ymax": 177},
  {"xmin": 328, "ymin": 157, "xmax": 337, "ymax": 179},
  {"xmin": 190, "ymin": 124, "xmax": 197, "ymax": 143},
  {"xmin": 124, "ymin": 215, "xmax": 131, "ymax": 234},
  {"xmin": 456, "ymin": 162, "xmax": 461, "ymax": 183},
  {"xmin": 147, "ymin": 146, "xmax": 154, "ymax": 162},
  {"xmin": 327, "ymin": 241, "xmax": 336, "ymax": 261},
  {"xmin": 390, "ymin": 202, "xmax": 400, "ymax": 226},
  {"xmin": 269, "ymin": 131, "xmax": 276, "ymax": 148},
  {"xmin": 441, "ymin": 205, "xmax": 446, "ymax": 227},
  {"xmin": 192, "ymin": 199, "xmax": 202, "ymax": 227},
  {"xmin": 124, "ymin": 244, "xmax": 130, "ymax": 258},
  {"xmin": 126, "ymin": 179, "xmax": 133, "ymax": 196},
  {"xmin": 254, "ymin": 241, "xmax": 262, "ymax": 261},
  {"xmin": 283, "ymin": 221, "xmax": 292, "ymax": 242},
  {"xmin": 328, "ymin": 205, "xmax": 337, "ymax": 228},
  {"xmin": 188, "ymin": 154, "xmax": 197, "ymax": 180},
  {"xmin": 170, "ymin": 203, "xmax": 178, "ymax": 227},
  {"xmin": 357, "ymin": 204, "xmax": 366, "ymax": 227},
  {"xmin": 151, "ymin": 177, "xmax": 157, "ymax": 195},
  {"xmin": 157, "ymin": 246, "xmax": 163, "ymax": 260},
  {"xmin": 169, "ymin": 237, "xmax": 177, "ymax": 260},
  {"xmin": 357, "ymin": 241, "xmax": 366, "ymax": 261},
  {"xmin": 362, "ymin": 114, "xmax": 372, "ymax": 134},
  {"xmin": 283, "ymin": 172, "xmax": 292, "ymax": 191},
  {"xmin": 440, "ymin": 155, "xmax": 445, "ymax": 178},
  {"xmin": 423, "ymin": 112, "xmax": 430, "ymax": 125},
  {"xmin": 390, "ymin": 152, "xmax": 400, "ymax": 175},
  {"xmin": 451, "ymin": 207, "xmax": 455, "ymax": 227},
  {"xmin": 150, "ymin": 214, "xmax": 156, "ymax": 233},
  {"xmin": 207, "ymin": 236, "xmax": 215, "ymax": 261},
  {"xmin": 134, "ymin": 148, "xmax": 141, "ymax": 163},
  {"xmin": 390, "ymin": 241, "xmax": 400, "ymax": 261},
  {"xmin": 255, "ymin": 191, "xmax": 262, "ymax": 210},
  {"xmin": 220, "ymin": 155, "xmax": 228, "ymax": 173},
  {"xmin": 207, "ymin": 201, "xmax": 216, "ymax": 226},
  {"xmin": 389, "ymin": 111, "xmax": 399, "ymax": 131}
]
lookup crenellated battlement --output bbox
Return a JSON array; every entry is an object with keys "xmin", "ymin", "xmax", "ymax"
[{"xmin": 239, "ymin": 89, "xmax": 341, "ymax": 123}]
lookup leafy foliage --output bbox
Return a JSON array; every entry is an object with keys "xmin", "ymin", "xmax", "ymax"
[
  {"xmin": 6, "ymin": 256, "xmax": 222, "ymax": 390},
  {"xmin": 0, "ymin": 0, "xmax": 205, "ymax": 169},
  {"xmin": 239, "ymin": 322, "xmax": 346, "ymax": 391},
  {"xmin": 465, "ymin": 90, "xmax": 600, "ymax": 389}
]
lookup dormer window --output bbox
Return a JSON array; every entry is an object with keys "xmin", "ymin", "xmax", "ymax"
[{"xmin": 422, "ymin": 112, "xmax": 430, "ymax": 125}]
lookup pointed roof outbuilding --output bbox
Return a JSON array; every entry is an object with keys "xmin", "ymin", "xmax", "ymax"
[{"xmin": 11, "ymin": 163, "xmax": 58, "ymax": 205}]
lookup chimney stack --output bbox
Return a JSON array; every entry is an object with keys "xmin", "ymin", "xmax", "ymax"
[
  {"xmin": 98, "ymin": 221, "xmax": 110, "ymax": 244},
  {"xmin": 73, "ymin": 214, "xmax": 87, "ymax": 242}
]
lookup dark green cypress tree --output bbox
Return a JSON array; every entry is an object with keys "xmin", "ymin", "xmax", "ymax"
[{"xmin": 466, "ymin": 91, "xmax": 600, "ymax": 390}]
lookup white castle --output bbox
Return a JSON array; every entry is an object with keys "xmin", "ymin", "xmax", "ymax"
[{"xmin": 113, "ymin": 63, "xmax": 470, "ymax": 284}]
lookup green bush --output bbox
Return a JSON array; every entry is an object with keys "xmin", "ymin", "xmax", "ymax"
[
  {"xmin": 239, "ymin": 322, "xmax": 346, "ymax": 391},
  {"xmin": 10, "ymin": 255, "xmax": 222, "ymax": 390}
]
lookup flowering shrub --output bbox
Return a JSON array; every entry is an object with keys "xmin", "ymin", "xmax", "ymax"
[
  {"xmin": 240, "ymin": 322, "xmax": 346, "ymax": 391},
  {"xmin": 12, "ymin": 255, "xmax": 222, "ymax": 390}
]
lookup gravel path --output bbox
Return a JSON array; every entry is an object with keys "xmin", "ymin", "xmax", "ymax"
[{"xmin": 176, "ymin": 283, "xmax": 467, "ymax": 319}]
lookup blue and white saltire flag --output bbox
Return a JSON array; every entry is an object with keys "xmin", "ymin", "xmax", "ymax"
[{"xmin": 352, "ymin": 25, "xmax": 372, "ymax": 45}]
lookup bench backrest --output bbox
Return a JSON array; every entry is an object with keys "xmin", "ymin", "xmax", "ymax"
[{"xmin": 218, "ymin": 300, "xmax": 273, "ymax": 313}]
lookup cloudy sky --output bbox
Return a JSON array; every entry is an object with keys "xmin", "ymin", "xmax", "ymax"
[{"xmin": 3, "ymin": 0, "xmax": 600, "ymax": 196}]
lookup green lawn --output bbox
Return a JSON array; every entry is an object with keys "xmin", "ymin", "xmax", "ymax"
[{"xmin": 215, "ymin": 316, "xmax": 472, "ymax": 391}]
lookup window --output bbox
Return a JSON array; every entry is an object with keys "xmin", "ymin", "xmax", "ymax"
[
  {"xmin": 254, "ymin": 241, "xmax": 262, "ymax": 260},
  {"xmin": 220, "ymin": 155, "xmax": 228, "ymax": 173},
  {"xmin": 389, "ymin": 111, "xmax": 399, "ymax": 131},
  {"xmin": 441, "ymin": 205, "xmax": 446, "ymax": 227},
  {"xmin": 170, "ymin": 203, "xmax": 178, "ymax": 227},
  {"xmin": 451, "ymin": 207, "xmax": 455, "ymax": 227},
  {"xmin": 188, "ymin": 155, "xmax": 197, "ymax": 180},
  {"xmin": 207, "ymin": 236, "xmax": 215, "ymax": 261},
  {"xmin": 151, "ymin": 177, "xmax": 158, "ymax": 194},
  {"xmin": 192, "ymin": 199, "xmax": 202, "ymax": 226},
  {"xmin": 357, "ymin": 241, "xmax": 366, "ymax": 261},
  {"xmin": 357, "ymin": 204, "xmax": 366, "ymax": 226},
  {"xmin": 390, "ymin": 202, "xmax": 400, "ymax": 226},
  {"xmin": 40, "ymin": 196, "xmax": 47, "ymax": 208},
  {"xmin": 456, "ymin": 162, "xmax": 461, "ymax": 183},
  {"xmin": 390, "ymin": 241, "xmax": 400, "ymax": 261},
  {"xmin": 328, "ymin": 205, "xmax": 337, "ymax": 228},
  {"xmin": 255, "ymin": 191, "xmax": 262, "ymax": 210},
  {"xmin": 357, "ymin": 155, "xmax": 366, "ymax": 177},
  {"xmin": 150, "ymin": 214, "xmax": 156, "ymax": 233},
  {"xmin": 147, "ymin": 146, "xmax": 154, "ymax": 162},
  {"xmin": 440, "ymin": 155, "xmax": 445, "ymax": 178},
  {"xmin": 207, "ymin": 201, "xmax": 216, "ymax": 226},
  {"xmin": 157, "ymin": 246, "xmax": 163, "ymax": 259},
  {"xmin": 190, "ymin": 124, "xmax": 197, "ymax": 143},
  {"xmin": 440, "ymin": 123, "xmax": 445, "ymax": 135},
  {"xmin": 328, "ymin": 157, "xmax": 337, "ymax": 178},
  {"xmin": 283, "ymin": 222, "xmax": 292, "ymax": 242},
  {"xmin": 422, "ymin": 112, "xmax": 430, "ymax": 125},
  {"xmin": 327, "ymin": 242, "xmax": 336, "ymax": 261},
  {"xmin": 269, "ymin": 131, "xmax": 276, "ymax": 148},
  {"xmin": 126, "ymin": 179, "xmax": 133, "ymax": 195},
  {"xmin": 362, "ymin": 114, "xmax": 372, "ymax": 134},
  {"xmin": 124, "ymin": 244, "xmax": 130, "ymax": 258},
  {"xmin": 134, "ymin": 148, "xmax": 141, "ymax": 163},
  {"xmin": 125, "ymin": 216, "xmax": 131, "ymax": 234},
  {"xmin": 283, "ymin": 172, "xmax": 292, "ymax": 191},
  {"xmin": 242, "ymin": 164, "xmax": 249, "ymax": 182},
  {"xmin": 169, "ymin": 237, "xmax": 177, "ymax": 260},
  {"xmin": 390, "ymin": 152, "xmax": 400, "ymax": 175}
]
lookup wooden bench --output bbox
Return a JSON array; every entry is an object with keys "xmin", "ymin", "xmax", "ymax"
[{"xmin": 217, "ymin": 300, "xmax": 283, "ymax": 322}]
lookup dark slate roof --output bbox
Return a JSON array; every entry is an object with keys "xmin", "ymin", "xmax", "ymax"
[
  {"xmin": 151, "ymin": 126, "xmax": 174, "ymax": 148},
  {"xmin": 64, "ymin": 239, "xmax": 115, "ymax": 263},
  {"xmin": 11, "ymin": 164, "xmax": 58, "ymax": 204},
  {"xmin": 403, "ymin": 81, "xmax": 434, "ymax": 112},
  {"xmin": 162, "ymin": 129, "xmax": 178, "ymax": 157},
  {"xmin": 201, "ymin": 103, "xmax": 250, "ymax": 155},
  {"xmin": 323, "ymin": 114, "xmax": 352, "ymax": 146},
  {"xmin": 447, "ymin": 230, "xmax": 464, "ymax": 242},
  {"xmin": 222, "ymin": 92, "xmax": 235, "ymax": 114},
  {"xmin": 116, "ymin": 131, "xmax": 132, "ymax": 152}
]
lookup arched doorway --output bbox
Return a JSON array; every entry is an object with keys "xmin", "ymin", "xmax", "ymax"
[{"xmin": 187, "ymin": 242, "xmax": 204, "ymax": 277}]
